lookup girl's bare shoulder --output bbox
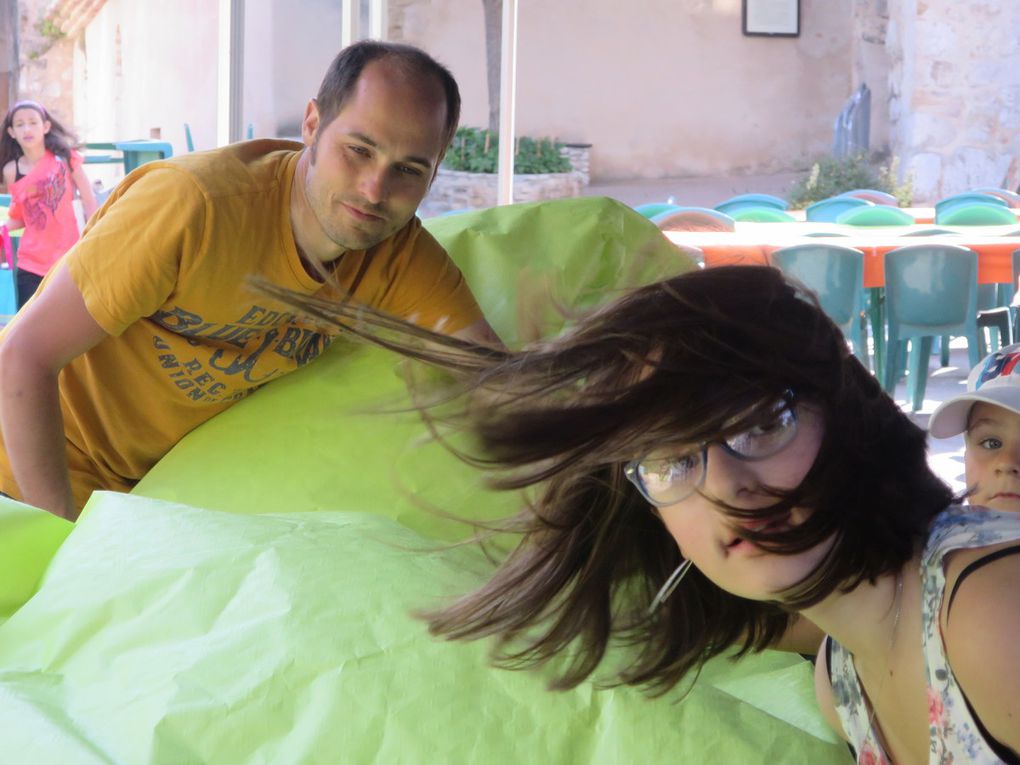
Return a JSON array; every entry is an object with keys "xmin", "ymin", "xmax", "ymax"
[{"xmin": 941, "ymin": 541, "xmax": 1020, "ymax": 752}]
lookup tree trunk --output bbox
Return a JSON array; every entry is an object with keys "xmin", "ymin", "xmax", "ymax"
[
  {"xmin": 0, "ymin": 0, "xmax": 19, "ymax": 113},
  {"xmin": 482, "ymin": 0, "xmax": 501, "ymax": 133}
]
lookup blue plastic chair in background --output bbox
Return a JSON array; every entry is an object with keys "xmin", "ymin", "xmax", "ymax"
[
  {"xmin": 805, "ymin": 196, "xmax": 873, "ymax": 222},
  {"xmin": 714, "ymin": 193, "xmax": 788, "ymax": 216},
  {"xmin": 935, "ymin": 203, "xmax": 1018, "ymax": 226},
  {"xmin": 184, "ymin": 123, "xmax": 254, "ymax": 153},
  {"xmin": 0, "ymin": 193, "xmax": 10, "ymax": 206},
  {"xmin": 634, "ymin": 202, "xmax": 681, "ymax": 219},
  {"xmin": 771, "ymin": 243, "xmax": 868, "ymax": 367},
  {"xmin": 728, "ymin": 207, "xmax": 797, "ymax": 223},
  {"xmin": 115, "ymin": 140, "xmax": 174, "ymax": 173},
  {"xmin": 836, "ymin": 205, "xmax": 915, "ymax": 226},
  {"xmin": 882, "ymin": 244, "xmax": 980, "ymax": 410},
  {"xmin": 651, "ymin": 206, "xmax": 736, "ymax": 231},
  {"xmin": 969, "ymin": 187, "xmax": 1020, "ymax": 206},
  {"xmin": 837, "ymin": 189, "xmax": 899, "ymax": 206}
]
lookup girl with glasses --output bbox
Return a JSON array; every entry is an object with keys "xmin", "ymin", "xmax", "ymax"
[{"xmin": 264, "ymin": 265, "xmax": 1020, "ymax": 763}]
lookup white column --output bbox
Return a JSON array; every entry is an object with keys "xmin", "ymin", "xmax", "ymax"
[
  {"xmin": 217, "ymin": 0, "xmax": 245, "ymax": 146},
  {"xmin": 341, "ymin": 0, "xmax": 362, "ymax": 47},
  {"xmin": 496, "ymin": 0, "xmax": 518, "ymax": 206},
  {"xmin": 369, "ymin": 0, "xmax": 387, "ymax": 40}
]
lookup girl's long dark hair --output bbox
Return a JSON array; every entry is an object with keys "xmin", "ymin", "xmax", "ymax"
[
  {"xmin": 258, "ymin": 265, "xmax": 953, "ymax": 693},
  {"xmin": 1, "ymin": 100, "xmax": 80, "ymax": 172}
]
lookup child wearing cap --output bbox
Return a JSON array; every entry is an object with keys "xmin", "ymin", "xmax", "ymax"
[{"xmin": 929, "ymin": 343, "xmax": 1020, "ymax": 511}]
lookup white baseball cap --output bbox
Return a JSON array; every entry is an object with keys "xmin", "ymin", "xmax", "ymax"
[{"xmin": 929, "ymin": 343, "xmax": 1020, "ymax": 438}]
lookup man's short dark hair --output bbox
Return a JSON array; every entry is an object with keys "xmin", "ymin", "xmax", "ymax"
[{"xmin": 316, "ymin": 41, "xmax": 461, "ymax": 152}]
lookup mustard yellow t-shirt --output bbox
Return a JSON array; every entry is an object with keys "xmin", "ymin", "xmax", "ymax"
[{"xmin": 0, "ymin": 140, "xmax": 483, "ymax": 509}]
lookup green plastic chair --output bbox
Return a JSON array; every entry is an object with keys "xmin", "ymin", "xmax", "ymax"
[
  {"xmin": 805, "ymin": 196, "xmax": 873, "ymax": 222},
  {"xmin": 837, "ymin": 189, "xmax": 899, "ymax": 206},
  {"xmin": 934, "ymin": 192, "xmax": 1007, "ymax": 220},
  {"xmin": 651, "ymin": 206, "xmax": 736, "ymax": 231},
  {"xmin": 881, "ymin": 244, "xmax": 980, "ymax": 410},
  {"xmin": 634, "ymin": 202, "xmax": 681, "ymax": 219},
  {"xmin": 935, "ymin": 203, "xmax": 1018, "ymax": 226},
  {"xmin": 771, "ymin": 244, "xmax": 867, "ymax": 367},
  {"xmin": 729, "ymin": 206, "xmax": 797, "ymax": 223},
  {"xmin": 836, "ymin": 205, "xmax": 915, "ymax": 226}
]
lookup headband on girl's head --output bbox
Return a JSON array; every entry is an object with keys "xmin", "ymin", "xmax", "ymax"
[{"xmin": 6, "ymin": 100, "xmax": 47, "ymax": 120}]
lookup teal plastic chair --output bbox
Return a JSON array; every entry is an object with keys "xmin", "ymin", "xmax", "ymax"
[
  {"xmin": 634, "ymin": 202, "xmax": 681, "ymax": 219},
  {"xmin": 805, "ymin": 196, "xmax": 873, "ymax": 222},
  {"xmin": 714, "ymin": 194, "xmax": 788, "ymax": 215},
  {"xmin": 184, "ymin": 123, "xmax": 195, "ymax": 152},
  {"xmin": 969, "ymin": 187, "xmax": 1020, "ymax": 206},
  {"xmin": 935, "ymin": 203, "xmax": 1018, "ymax": 226},
  {"xmin": 729, "ymin": 206, "xmax": 797, "ymax": 223},
  {"xmin": 836, "ymin": 205, "xmax": 915, "ymax": 226},
  {"xmin": 0, "ymin": 193, "xmax": 10, "ymax": 206},
  {"xmin": 771, "ymin": 244, "xmax": 868, "ymax": 367},
  {"xmin": 838, "ymin": 189, "xmax": 899, "ymax": 206},
  {"xmin": 115, "ymin": 140, "xmax": 173, "ymax": 173},
  {"xmin": 651, "ymin": 206, "xmax": 736, "ymax": 231},
  {"xmin": 882, "ymin": 244, "xmax": 980, "ymax": 410}
]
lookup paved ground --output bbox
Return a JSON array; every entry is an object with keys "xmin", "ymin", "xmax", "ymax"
[{"xmin": 584, "ymin": 170, "xmax": 804, "ymax": 208}]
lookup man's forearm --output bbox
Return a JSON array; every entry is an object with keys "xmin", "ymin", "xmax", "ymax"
[{"xmin": 0, "ymin": 362, "xmax": 76, "ymax": 519}]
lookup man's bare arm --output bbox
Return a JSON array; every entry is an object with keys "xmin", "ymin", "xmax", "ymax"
[{"xmin": 0, "ymin": 266, "xmax": 109, "ymax": 518}]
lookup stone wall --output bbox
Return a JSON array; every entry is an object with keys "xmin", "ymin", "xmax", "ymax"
[
  {"xmin": 14, "ymin": 0, "xmax": 77, "ymax": 127},
  {"xmin": 419, "ymin": 145, "xmax": 589, "ymax": 217},
  {"xmin": 886, "ymin": 0, "xmax": 1020, "ymax": 201}
]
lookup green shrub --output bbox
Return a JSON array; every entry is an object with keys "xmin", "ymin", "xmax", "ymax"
[
  {"xmin": 788, "ymin": 154, "xmax": 913, "ymax": 208},
  {"xmin": 443, "ymin": 127, "xmax": 573, "ymax": 174}
]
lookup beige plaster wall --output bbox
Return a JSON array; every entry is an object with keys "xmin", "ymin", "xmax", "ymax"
[
  {"xmin": 72, "ymin": 0, "xmax": 219, "ymax": 155},
  {"xmin": 394, "ymin": 0, "xmax": 856, "ymax": 181}
]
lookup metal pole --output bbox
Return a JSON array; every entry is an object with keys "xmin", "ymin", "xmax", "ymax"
[{"xmin": 496, "ymin": 0, "xmax": 518, "ymax": 206}]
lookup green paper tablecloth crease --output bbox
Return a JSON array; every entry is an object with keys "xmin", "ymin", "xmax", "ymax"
[{"xmin": 0, "ymin": 198, "xmax": 853, "ymax": 763}]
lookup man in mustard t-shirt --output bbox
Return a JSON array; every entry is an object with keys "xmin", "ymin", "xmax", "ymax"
[{"xmin": 0, "ymin": 41, "xmax": 499, "ymax": 519}]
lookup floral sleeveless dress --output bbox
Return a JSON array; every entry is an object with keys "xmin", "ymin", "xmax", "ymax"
[{"xmin": 828, "ymin": 505, "xmax": 1020, "ymax": 764}]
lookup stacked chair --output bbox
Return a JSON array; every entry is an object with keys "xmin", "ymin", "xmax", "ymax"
[
  {"xmin": 881, "ymin": 244, "xmax": 980, "ymax": 411},
  {"xmin": 771, "ymin": 244, "xmax": 868, "ymax": 368}
]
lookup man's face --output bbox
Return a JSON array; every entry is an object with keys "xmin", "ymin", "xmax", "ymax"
[{"xmin": 300, "ymin": 60, "xmax": 448, "ymax": 254}]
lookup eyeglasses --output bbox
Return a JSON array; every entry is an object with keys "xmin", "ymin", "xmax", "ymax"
[{"xmin": 623, "ymin": 395, "xmax": 799, "ymax": 507}]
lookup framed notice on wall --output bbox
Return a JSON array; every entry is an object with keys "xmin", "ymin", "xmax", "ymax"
[{"xmin": 743, "ymin": 0, "xmax": 800, "ymax": 37}]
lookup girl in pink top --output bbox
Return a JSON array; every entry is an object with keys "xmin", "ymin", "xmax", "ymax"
[{"xmin": 1, "ymin": 100, "xmax": 98, "ymax": 307}]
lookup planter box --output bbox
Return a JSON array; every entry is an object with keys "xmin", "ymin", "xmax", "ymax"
[{"xmin": 419, "ymin": 144, "xmax": 591, "ymax": 217}]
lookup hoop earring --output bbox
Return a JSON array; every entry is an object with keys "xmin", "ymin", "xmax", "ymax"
[{"xmin": 648, "ymin": 558, "xmax": 693, "ymax": 614}]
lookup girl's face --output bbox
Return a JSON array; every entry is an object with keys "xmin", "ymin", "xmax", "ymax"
[
  {"xmin": 653, "ymin": 402, "xmax": 830, "ymax": 601},
  {"xmin": 964, "ymin": 402, "xmax": 1020, "ymax": 512},
  {"xmin": 6, "ymin": 107, "xmax": 50, "ymax": 151}
]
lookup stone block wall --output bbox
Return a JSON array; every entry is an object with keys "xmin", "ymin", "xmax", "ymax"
[
  {"xmin": 886, "ymin": 1, "xmax": 1020, "ymax": 201},
  {"xmin": 419, "ymin": 144, "xmax": 590, "ymax": 217}
]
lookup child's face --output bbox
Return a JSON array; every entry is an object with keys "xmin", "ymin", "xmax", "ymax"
[
  {"xmin": 653, "ymin": 401, "xmax": 832, "ymax": 602},
  {"xmin": 6, "ymin": 107, "xmax": 50, "ymax": 151},
  {"xmin": 964, "ymin": 401, "xmax": 1020, "ymax": 511}
]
